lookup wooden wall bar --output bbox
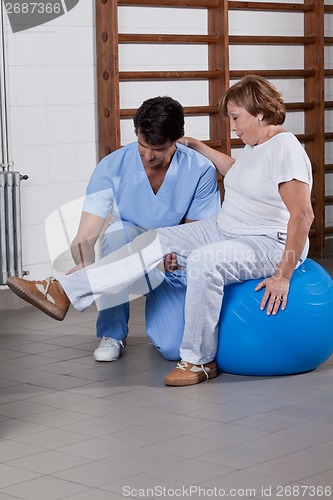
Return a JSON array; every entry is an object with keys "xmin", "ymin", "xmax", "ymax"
[
  {"xmin": 227, "ymin": 0, "xmax": 327, "ymax": 256},
  {"xmin": 118, "ymin": 0, "xmax": 219, "ymax": 6},
  {"xmin": 118, "ymin": 34, "xmax": 219, "ymax": 43},
  {"xmin": 304, "ymin": 0, "xmax": 325, "ymax": 256},
  {"xmin": 96, "ymin": 0, "xmax": 121, "ymax": 158},
  {"xmin": 325, "ymin": 6, "xmax": 333, "ymax": 241},
  {"xmin": 229, "ymin": 36, "xmax": 315, "ymax": 44},
  {"xmin": 96, "ymin": 0, "xmax": 331, "ymax": 257},
  {"xmin": 228, "ymin": 2, "xmax": 314, "ymax": 12},
  {"xmin": 119, "ymin": 70, "xmax": 221, "ymax": 80},
  {"xmin": 230, "ymin": 69, "xmax": 316, "ymax": 78},
  {"xmin": 96, "ymin": 0, "xmax": 224, "ymax": 156},
  {"xmin": 208, "ymin": 0, "xmax": 229, "ymax": 157},
  {"xmin": 120, "ymin": 105, "xmax": 220, "ymax": 117}
]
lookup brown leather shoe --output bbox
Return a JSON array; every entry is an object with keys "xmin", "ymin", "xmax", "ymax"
[
  {"xmin": 164, "ymin": 360, "xmax": 218, "ymax": 387},
  {"xmin": 6, "ymin": 276, "xmax": 70, "ymax": 321}
]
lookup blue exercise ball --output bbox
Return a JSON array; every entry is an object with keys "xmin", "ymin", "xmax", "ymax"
[{"xmin": 216, "ymin": 259, "xmax": 333, "ymax": 376}]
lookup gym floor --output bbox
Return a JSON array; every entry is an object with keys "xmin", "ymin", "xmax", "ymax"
[{"xmin": 0, "ymin": 258, "xmax": 332, "ymax": 500}]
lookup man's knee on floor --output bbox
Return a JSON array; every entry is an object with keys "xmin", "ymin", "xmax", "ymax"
[{"xmin": 156, "ymin": 342, "xmax": 181, "ymax": 361}]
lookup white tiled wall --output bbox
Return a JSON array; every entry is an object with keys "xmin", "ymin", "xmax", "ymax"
[
  {"xmin": 3, "ymin": 0, "xmax": 97, "ymax": 281},
  {"xmin": 118, "ymin": 6, "xmax": 210, "ymax": 144},
  {"xmin": 1, "ymin": 0, "xmax": 332, "ymax": 295}
]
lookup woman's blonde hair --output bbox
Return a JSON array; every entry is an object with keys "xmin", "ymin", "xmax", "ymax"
[{"xmin": 220, "ymin": 75, "xmax": 286, "ymax": 125}]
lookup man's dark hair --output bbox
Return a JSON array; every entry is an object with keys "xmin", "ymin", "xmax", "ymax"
[{"xmin": 133, "ymin": 96, "xmax": 185, "ymax": 145}]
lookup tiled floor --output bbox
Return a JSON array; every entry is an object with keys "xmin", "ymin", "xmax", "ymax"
[{"xmin": 0, "ymin": 260, "xmax": 332, "ymax": 500}]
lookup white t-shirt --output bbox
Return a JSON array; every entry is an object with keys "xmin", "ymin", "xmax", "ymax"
[{"xmin": 217, "ymin": 132, "xmax": 313, "ymax": 236}]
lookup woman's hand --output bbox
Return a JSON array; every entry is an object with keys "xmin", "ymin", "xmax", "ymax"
[
  {"xmin": 178, "ymin": 136, "xmax": 235, "ymax": 176},
  {"xmin": 255, "ymin": 273, "xmax": 290, "ymax": 315},
  {"xmin": 177, "ymin": 136, "xmax": 193, "ymax": 148}
]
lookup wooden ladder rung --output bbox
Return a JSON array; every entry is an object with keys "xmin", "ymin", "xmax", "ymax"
[
  {"xmin": 202, "ymin": 139, "xmax": 222, "ymax": 148},
  {"xmin": 285, "ymin": 102, "xmax": 315, "ymax": 111},
  {"xmin": 230, "ymin": 69, "xmax": 316, "ymax": 78},
  {"xmin": 229, "ymin": 35, "xmax": 316, "ymax": 45},
  {"xmin": 325, "ymin": 164, "xmax": 333, "ymax": 173},
  {"xmin": 228, "ymin": 2, "xmax": 315, "ymax": 12},
  {"xmin": 325, "ymin": 196, "xmax": 333, "ymax": 206},
  {"xmin": 119, "ymin": 101, "xmax": 318, "ymax": 120},
  {"xmin": 183, "ymin": 105, "xmax": 219, "ymax": 115},
  {"xmin": 119, "ymin": 70, "xmax": 221, "ymax": 80},
  {"xmin": 120, "ymin": 105, "xmax": 219, "ymax": 117},
  {"xmin": 119, "ymin": 34, "xmax": 219, "ymax": 44},
  {"xmin": 118, "ymin": 0, "xmax": 219, "ymax": 7}
]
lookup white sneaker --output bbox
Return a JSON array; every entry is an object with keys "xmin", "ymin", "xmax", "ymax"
[{"xmin": 93, "ymin": 337, "xmax": 126, "ymax": 362}]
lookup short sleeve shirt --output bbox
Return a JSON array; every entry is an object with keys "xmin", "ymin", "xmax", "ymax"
[{"xmin": 83, "ymin": 142, "xmax": 221, "ymax": 229}]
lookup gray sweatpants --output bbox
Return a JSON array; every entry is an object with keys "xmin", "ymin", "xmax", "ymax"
[{"xmin": 60, "ymin": 218, "xmax": 289, "ymax": 364}]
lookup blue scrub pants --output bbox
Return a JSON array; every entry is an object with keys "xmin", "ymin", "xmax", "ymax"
[{"xmin": 95, "ymin": 221, "xmax": 185, "ymax": 361}]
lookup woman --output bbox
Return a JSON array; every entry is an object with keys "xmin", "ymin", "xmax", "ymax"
[{"xmin": 7, "ymin": 75, "xmax": 314, "ymax": 387}]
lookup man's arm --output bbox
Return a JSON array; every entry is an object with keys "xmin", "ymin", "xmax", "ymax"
[{"xmin": 67, "ymin": 211, "xmax": 106, "ymax": 274}]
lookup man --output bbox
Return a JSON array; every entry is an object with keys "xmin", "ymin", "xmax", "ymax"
[{"xmin": 10, "ymin": 96, "xmax": 221, "ymax": 363}]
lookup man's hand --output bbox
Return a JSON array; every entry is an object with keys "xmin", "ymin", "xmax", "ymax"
[
  {"xmin": 70, "ymin": 212, "xmax": 106, "ymax": 271},
  {"xmin": 164, "ymin": 253, "xmax": 184, "ymax": 273}
]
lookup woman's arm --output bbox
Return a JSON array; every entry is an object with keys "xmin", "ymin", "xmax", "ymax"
[
  {"xmin": 256, "ymin": 179, "xmax": 314, "ymax": 315},
  {"xmin": 179, "ymin": 136, "xmax": 235, "ymax": 176}
]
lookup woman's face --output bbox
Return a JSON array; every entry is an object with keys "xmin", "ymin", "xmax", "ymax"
[{"xmin": 227, "ymin": 100, "xmax": 264, "ymax": 146}]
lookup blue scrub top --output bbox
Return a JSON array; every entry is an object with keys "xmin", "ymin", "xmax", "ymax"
[{"xmin": 83, "ymin": 142, "xmax": 220, "ymax": 229}]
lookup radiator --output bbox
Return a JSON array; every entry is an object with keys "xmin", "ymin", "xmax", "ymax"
[{"xmin": 0, "ymin": 170, "xmax": 26, "ymax": 285}]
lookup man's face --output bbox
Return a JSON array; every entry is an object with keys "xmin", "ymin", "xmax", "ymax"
[{"xmin": 137, "ymin": 132, "xmax": 176, "ymax": 170}]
